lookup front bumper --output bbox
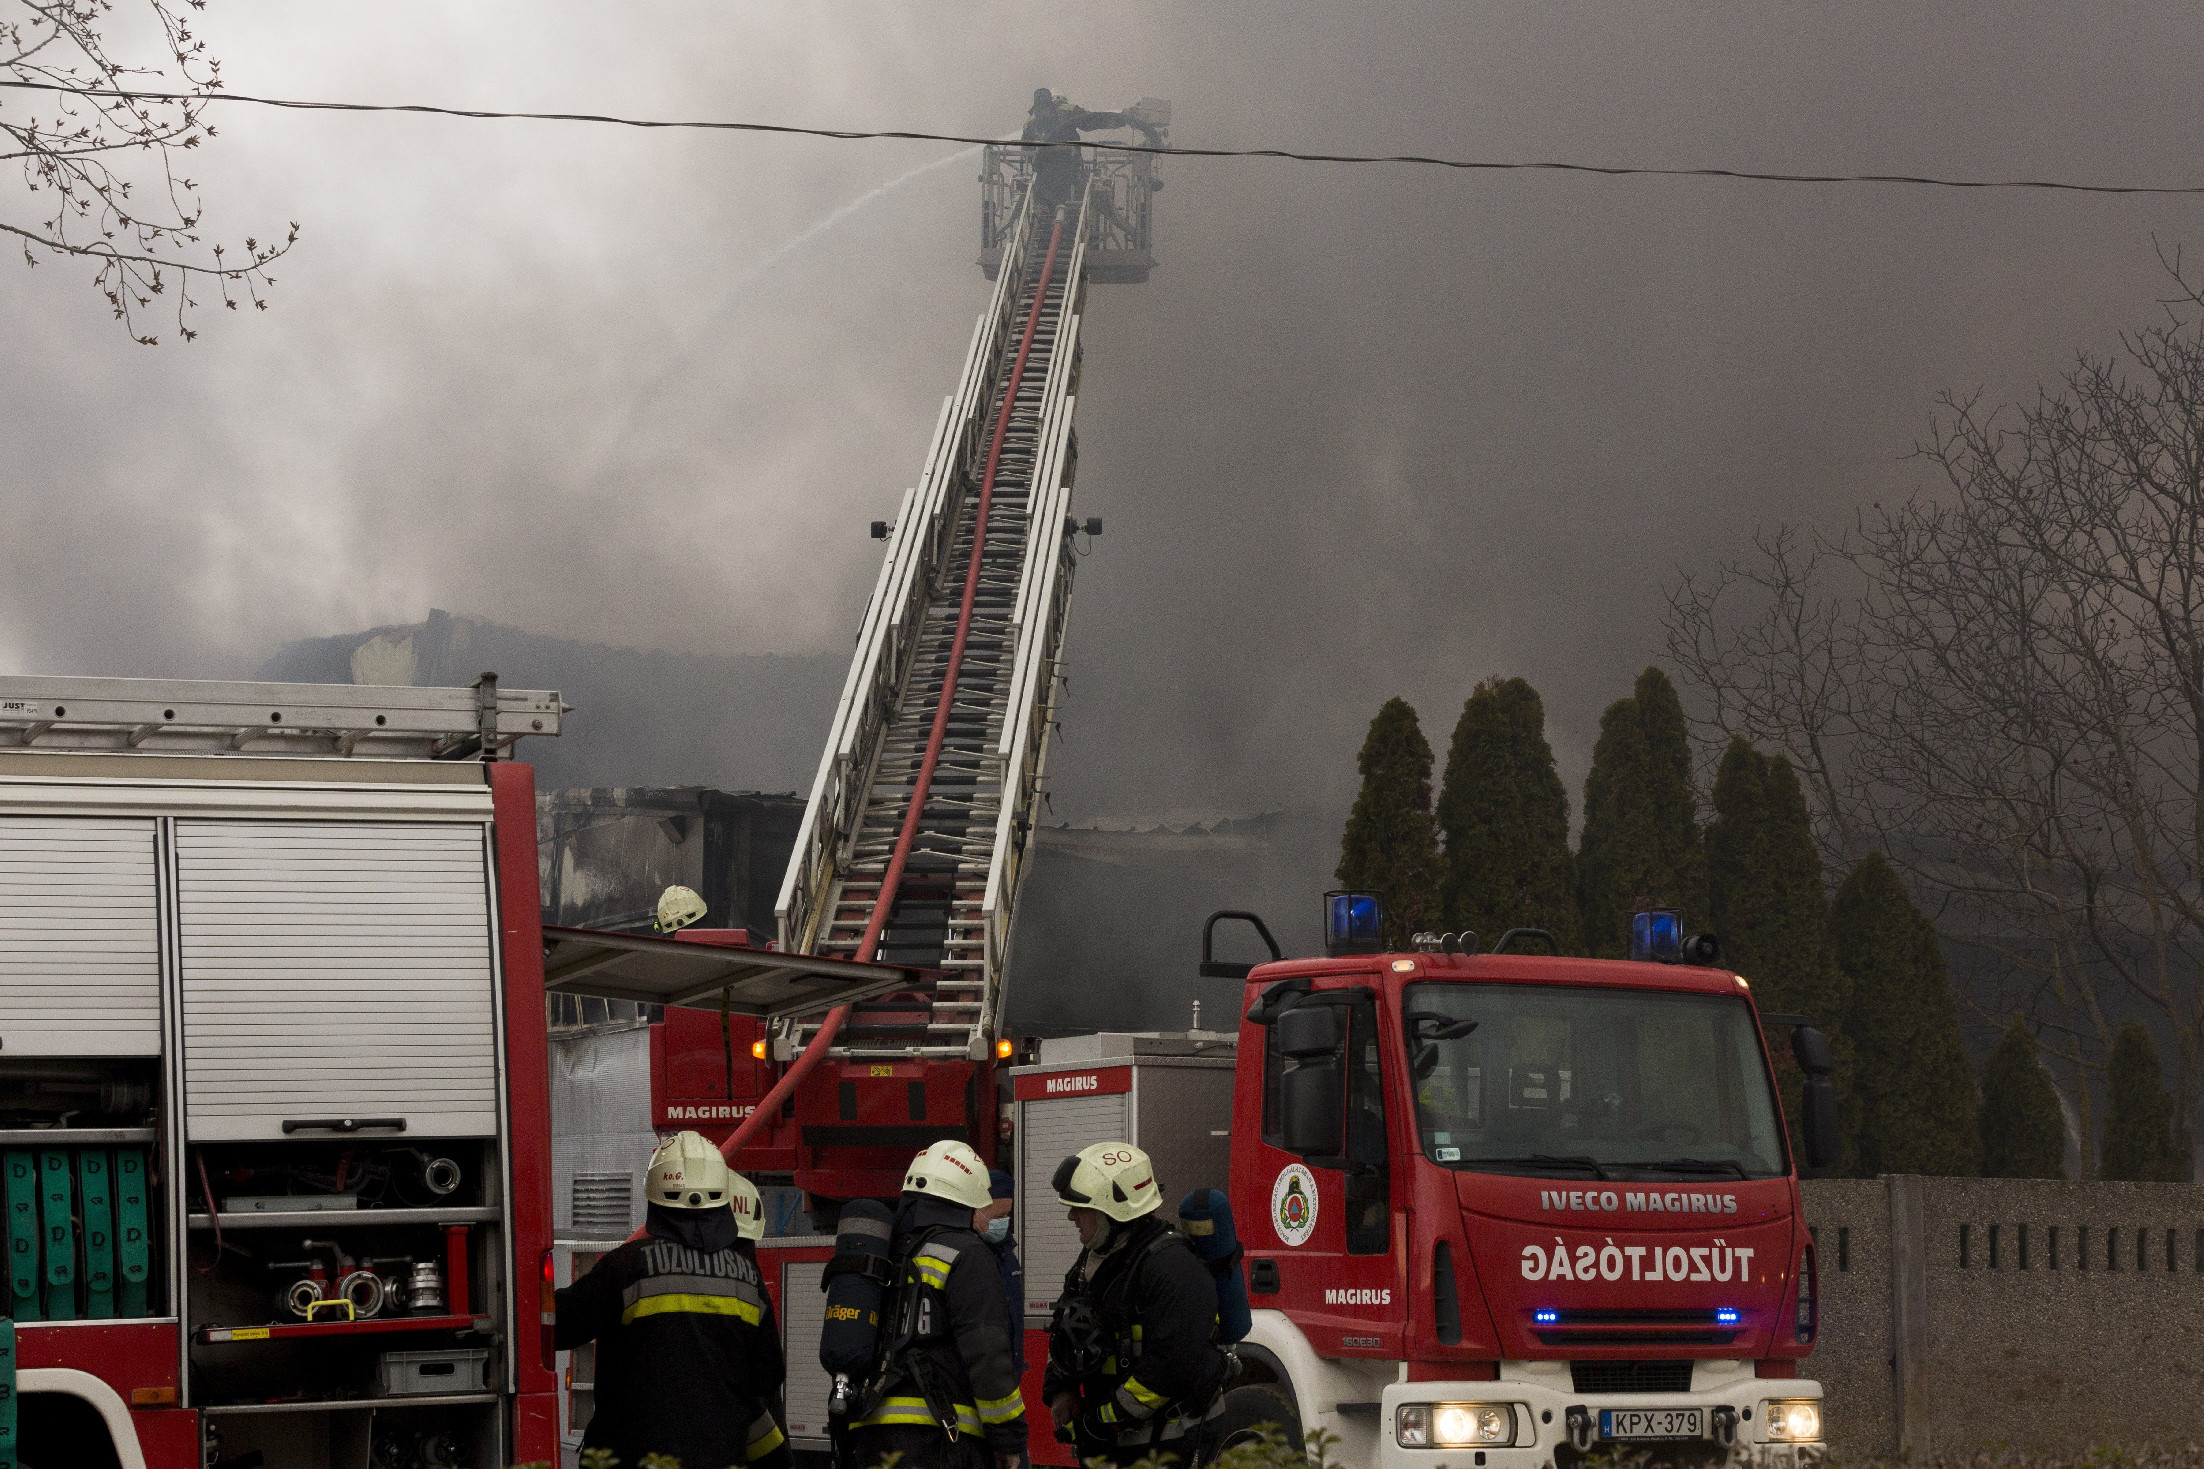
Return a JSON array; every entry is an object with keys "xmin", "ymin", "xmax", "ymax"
[{"xmin": 1377, "ymin": 1364, "xmax": 1822, "ymax": 1469}]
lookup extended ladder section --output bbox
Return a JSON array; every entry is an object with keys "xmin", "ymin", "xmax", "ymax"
[
  {"xmin": 775, "ymin": 181, "xmax": 1094, "ymax": 1060},
  {"xmin": 0, "ymin": 673, "xmax": 563, "ymax": 760}
]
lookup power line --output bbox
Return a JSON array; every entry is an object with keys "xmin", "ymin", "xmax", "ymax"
[{"xmin": 5, "ymin": 77, "xmax": 2202, "ymax": 197}]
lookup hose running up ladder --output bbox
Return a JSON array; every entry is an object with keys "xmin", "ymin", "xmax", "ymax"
[{"xmin": 717, "ymin": 213, "xmax": 1070, "ymax": 1166}]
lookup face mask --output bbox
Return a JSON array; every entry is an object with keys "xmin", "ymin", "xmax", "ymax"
[{"xmin": 984, "ymin": 1215, "xmax": 1011, "ymax": 1244}]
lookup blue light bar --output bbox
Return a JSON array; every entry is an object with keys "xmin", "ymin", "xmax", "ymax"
[
  {"xmin": 1631, "ymin": 908, "xmax": 1680, "ymax": 963},
  {"xmin": 1533, "ymin": 1308, "xmax": 1559, "ymax": 1324},
  {"xmin": 1715, "ymin": 1307, "xmax": 1740, "ymax": 1326},
  {"xmin": 1324, "ymin": 890, "xmax": 1384, "ymax": 956}
]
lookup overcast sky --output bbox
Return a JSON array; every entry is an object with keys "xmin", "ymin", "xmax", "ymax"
[{"xmin": 10, "ymin": 1, "xmax": 2204, "ymax": 826}]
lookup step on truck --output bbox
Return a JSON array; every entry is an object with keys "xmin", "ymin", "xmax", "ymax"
[
  {"xmin": 0, "ymin": 674, "xmax": 917, "ymax": 1469},
  {"xmin": 1006, "ymin": 901, "xmax": 1833, "ymax": 1469}
]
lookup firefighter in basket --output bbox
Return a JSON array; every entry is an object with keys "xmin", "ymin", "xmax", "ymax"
[
  {"xmin": 844, "ymin": 1139, "xmax": 1029, "ymax": 1469},
  {"xmin": 1044, "ymin": 1142, "xmax": 1232, "ymax": 1467},
  {"xmin": 554, "ymin": 1131, "xmax": 790, "ymax": 1469}
]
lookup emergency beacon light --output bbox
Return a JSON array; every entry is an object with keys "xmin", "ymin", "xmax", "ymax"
[
  {"xmin": 1631, "ymin": 909, "xmax": 1680, "ymax": 963},
  {"xmin": 1325, "ymin": 891, "xmax": 1384, "ymax": 956}
]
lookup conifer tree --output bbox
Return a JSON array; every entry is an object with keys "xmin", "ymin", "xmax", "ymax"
[
  {"xmin": 1706, "ymin": 737, "xmax": 1858, "ymax": 1170},
  {"xmin": 1337, "ymin": 697, "xmax": 1440, "ymax": 951},
  {"xmin": 1577, "ymin": 668, "xmax": 1707, "ymax": 957},
  {"xmin": 1437, "ymin": 678, "xmax": 1577, "ymax": 951},
  {"xmin": 2100, "ymin": 1020, "xmax": 2184, "ymax": 1181},
  {"xmin": 1835, "ymin": 852, "xmax": 1980, "ymax": 1176},
  {"xmin": 1979, "ymin": 1020, "xmax": 2066, "ymax": 1178}
]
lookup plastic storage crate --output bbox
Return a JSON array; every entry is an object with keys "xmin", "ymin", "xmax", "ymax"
[{"xmin": 377, "ymin": 1346, "xmax": 489, "ymax": 1396}]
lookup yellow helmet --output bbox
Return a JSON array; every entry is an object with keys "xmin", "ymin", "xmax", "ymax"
[
  {"xmin": 655, "ymin": 885, "xmax": 708, "ymax": 934},
  {"xmin": 647, "ymin": 1130, "xmax": 733, "ymax": 1211},
  {"xmin": 729, "ymin": 1169, "xmax": 765, "ymax": 1241},
  {"xmin": 1051, "ymin": 1141, "xmax": 1161, "ymax": 1222},
  {"xmin": 901, "ymin": 1139, "xmax": 993, "ymax": 1210}
]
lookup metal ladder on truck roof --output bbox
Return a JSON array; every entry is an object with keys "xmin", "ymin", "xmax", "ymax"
[
  {"xmin": 774, "ymin": 181, "xmax": 1096, "ymax": 1061},
  {"xmin": 0, "ymin": 673, "xmax": 564, "ymax": 759}
]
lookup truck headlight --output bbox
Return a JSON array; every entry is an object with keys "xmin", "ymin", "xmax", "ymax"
[
  {"xmin": 1396, "ymin": 1403, "xmax": 1517, "ymax": 1448},
  {"xmin": 1762, "ymin": 1399, "xmax": 1822, "ymax": 1442}
]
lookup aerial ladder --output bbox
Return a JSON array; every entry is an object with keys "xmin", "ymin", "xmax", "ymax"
[{"xmin": 716, "ymin": 112, "xmax": 1166, "ymax": 1200}]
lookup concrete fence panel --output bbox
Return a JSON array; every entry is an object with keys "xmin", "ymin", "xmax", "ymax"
[{"xmin": 1803, "ymin": 1177, "xmax": 2204, "ymax": 1456}]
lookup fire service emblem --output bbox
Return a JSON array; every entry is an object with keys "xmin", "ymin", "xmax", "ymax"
[{"xmin": 1271, "ymin": 1163, "xmax": 1318, "ymax": 1247}]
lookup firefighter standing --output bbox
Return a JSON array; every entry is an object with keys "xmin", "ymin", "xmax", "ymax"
[
  {"xmin": 1044, "ymin": 1142, "xmax": 1230, "ymax": 1466},
  {"xmin": 979, "ymin": 1169, "xmax": 1028, "ymax": 1469},
  {"xmin": 1022, "ymin": 89, "xmax": 1159, "ymax": 212},
  {"xmin": 846, "ymin": 1140, "xmax": 1029, "ymax": 1469},
  {"xmin": 555, "ymin": 1131, "xmax": 789, "ymax": 1469},
  {"xmin": 978, "ymin": 1170, "xmax": 1024, "ymax": 1377}
]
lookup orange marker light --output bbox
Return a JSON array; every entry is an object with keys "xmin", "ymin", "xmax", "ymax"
[
  {"xmin": 995, "ymin": 1038, "xmax": 1014, "ymax": 1060},
  {"xmin": 751, "ymin": 1039, "xmax": 768, "ymax": 1060}
]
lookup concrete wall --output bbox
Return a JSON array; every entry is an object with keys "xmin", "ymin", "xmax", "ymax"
[{"xmin": 1802, "ymin": 1177, "xmax": 2204, "ymax": 1455}]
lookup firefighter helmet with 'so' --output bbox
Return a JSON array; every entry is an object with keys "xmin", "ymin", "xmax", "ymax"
[
  {"xmin": 902, "ymin": 1139, "xmax": 993, "ymax": 1210},
  {"xmin": 655, "ymin": 885, "xmax": 708, "ymax": 933},
  {"xmin": 1052, "ymin": 1141, "xmax": 1161, "ymax": 1222},
  {"xmin": 729, "ymin": 1169, "xmax": 765, "ymax": 1240},
  {"xmin": 648, "ymin": 1131, "xmax": 733, "ymax": 1210}
]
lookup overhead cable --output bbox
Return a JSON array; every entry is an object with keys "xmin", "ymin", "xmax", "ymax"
[{"xmin": 4, "ymin": 78, "xmax": 2202, "ymax": 196}]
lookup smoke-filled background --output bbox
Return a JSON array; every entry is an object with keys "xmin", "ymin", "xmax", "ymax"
[{"xmin": 10, "ymin": 1, "xmax": 2204, "ymax": 1023}]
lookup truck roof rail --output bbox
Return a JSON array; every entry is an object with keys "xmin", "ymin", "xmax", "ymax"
[{"xmin": 0, "ymin": 672, "xmax": 564, "ymax": 760}]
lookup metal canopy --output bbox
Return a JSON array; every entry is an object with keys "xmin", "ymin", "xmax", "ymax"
[{"xmin": 540, "ymin": 927, "xmax": 920, "ymax": 1015}]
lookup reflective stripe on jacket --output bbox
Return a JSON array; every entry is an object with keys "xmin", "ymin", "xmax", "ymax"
[
  {"xmin": 1043, "ymin": 1216, "xmax": 1228, "ymax": 1449},
  {"xmin": 858, "ymin": 1196, "xmax": 1029, "ymax": 1454},
  {"xmin": 555, "ymin": 1217, "xmax": 788, "ymax": 1469}
]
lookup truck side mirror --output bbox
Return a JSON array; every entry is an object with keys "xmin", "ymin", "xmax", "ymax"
[
  {"xmin": 1276, "ymin": 1005, "xmax": 1341, "ymax": 1057},
  {"xmin": 1791, "ymin": 1024, "xmax": 1839, "ymax": 1173},
  {"xmin": 1200, "ymin": 910, "xmax": 1283, "ymax": 980},
  {"xmin": 1281, "ymin": 1056, "xmax": 1344, "ymax": 1157},
  {"xmin": 1277, "ymin": 1005, "xmax": 1345, "ymax": 1157}
]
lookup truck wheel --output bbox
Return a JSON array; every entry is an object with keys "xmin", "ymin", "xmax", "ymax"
[{"xmin": 1209, "ymin": 1384, "xmax": 1303, "ymax": 1456}]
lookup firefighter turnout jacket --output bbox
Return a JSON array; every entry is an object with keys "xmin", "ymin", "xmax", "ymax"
[
  {"xmin": 556, "ymin": 1205, "xmax": 790, "ymax": 1469},
  {"xmin": 848, "ymin": 1194, "xmax": 1029, "ymax": 1454},
  {"xmin": 1044, "ymin": 1215, "xmax": 1230, "ymax": 1457}
]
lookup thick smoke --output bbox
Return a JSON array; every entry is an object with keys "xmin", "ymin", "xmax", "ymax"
[{"xmin": 10, "ymin": 0, "xmax": 2204, "ymax": 844}]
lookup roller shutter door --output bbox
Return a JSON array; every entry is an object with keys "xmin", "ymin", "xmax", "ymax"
[
  {"xmin": 0, "ymin": 817, "xmax": 160, "ymax": 1056},
  {"xmin": 1017, "ymin": 1091, "xmax": 1130, "ymax": 1310},
  {"xmin": 780, "ymin": 1259, "xmax": 832, "ymax": 1444},
  {"xmin": 177, "ymin": 821, "xmax": 499, "ymax": 1141}
]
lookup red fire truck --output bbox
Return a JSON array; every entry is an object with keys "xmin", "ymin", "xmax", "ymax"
[
  {"xmin": 0, "ymin": 674, "xmax": 913, "ymax": 1469},
  {"xmin": 1001, "ymin": 902, "xmax": 1833, "ymax": 1469}
]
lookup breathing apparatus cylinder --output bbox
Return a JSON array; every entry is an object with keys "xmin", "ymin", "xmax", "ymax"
[
  {"xmin": 1178, "ymin": 1187, "xmax": 1250, "ymax": 1343},
  {"xmin": 819, "ymin": 1198, "xmax": 895, "ymax": 1418}
]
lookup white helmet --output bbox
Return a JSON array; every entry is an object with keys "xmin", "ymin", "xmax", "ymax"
[
  {"xmin": 729, "ymin": 1169, "xmax": 765, "ymax": 1241},
  {"xmin": 901, "ymin": 1139, "xmax": 993, "ymax": 1210},
  {"xmin": 648, "ymin": 1130, "xmax": 733, "ymax": 1210},
  {"xmin": 655, "ymin": 885, "xmax": 708, "ymax": 934},
  {"xmin": 1052, "ymin": 1141, "xmax": 1161, "ymax": 1222}
]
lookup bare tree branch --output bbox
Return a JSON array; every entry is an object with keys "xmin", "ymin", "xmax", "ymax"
[
  {"xmin": 2, "ymin": 0, "xmax": 298, "ymax": 341},
  {"xmin": 1667, "ymin": 254, "xmax": 2204, "ymax": 1177}
]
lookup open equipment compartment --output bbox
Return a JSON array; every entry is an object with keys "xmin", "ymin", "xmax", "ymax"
[{"xmin": 170, "ymin": 812, "xmax": 520, "ymax": 1464}]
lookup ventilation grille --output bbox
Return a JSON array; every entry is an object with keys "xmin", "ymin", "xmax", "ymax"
[
  {"xmin": 572, "ymin": 1173, "xmax": 634, "ymax": 1236},
  {"xmin": 1569, "ymin": 1360, "xmax": 1695, "ymax": 1394}
]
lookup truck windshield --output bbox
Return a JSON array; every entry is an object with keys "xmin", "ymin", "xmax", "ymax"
[{"xmin": 1401, "ymin": 982, "xmax": 1786, "ymax": 1180}]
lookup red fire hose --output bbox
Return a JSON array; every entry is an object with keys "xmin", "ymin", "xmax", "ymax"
[{"xmin": 714, "ymin": 212, "xmax": 1070, "ymax": 1170}]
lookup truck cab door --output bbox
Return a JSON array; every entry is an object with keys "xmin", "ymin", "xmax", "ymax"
[{"xmin": 1248, "ymin": 989, "xmax": 1405, "ymax": 1357}]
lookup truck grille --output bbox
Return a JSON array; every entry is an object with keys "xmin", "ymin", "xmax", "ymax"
[{"xmin": 1569, "ymin": 1361, "xmax": 1695, "ymax": 1394}]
